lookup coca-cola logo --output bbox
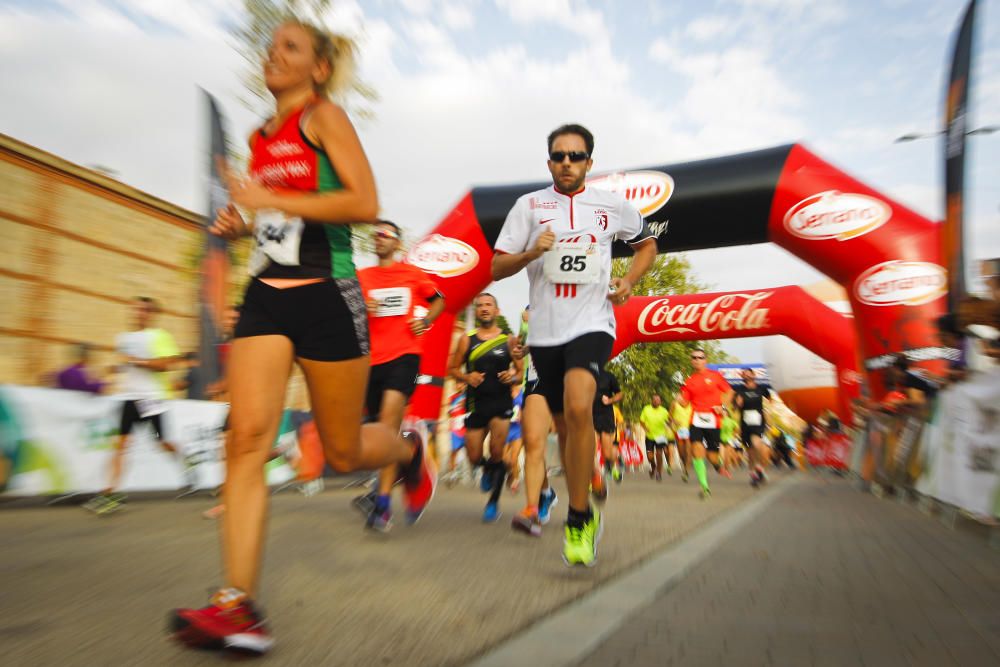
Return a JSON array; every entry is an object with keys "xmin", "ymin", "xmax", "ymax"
[
  {"xmin": 784, "ymin": 191, "xmax": 891, "ymax": 241},
  {"xmin": 854, "ymin": 261, "xmax": 947, "ymax": 307},
  {"xmin": 637, "ymin": 292, "xmax": 773, "ymax": 335},
  {"xmin": 406, "ymin": 234, "xmax": 479, "ymax": 278},
  {"xmin": 587, "ymin": 170, "xmax": 674, "ymax": 217}
]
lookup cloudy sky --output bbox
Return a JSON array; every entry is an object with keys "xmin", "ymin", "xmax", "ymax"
[{"xmin": 2, "ymin": 0, "xmax": 998, "ymax": 364}]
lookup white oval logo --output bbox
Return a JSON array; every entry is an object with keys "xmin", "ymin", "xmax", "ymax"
[
  {"xmin": 587, "ymin": 170, "xmax": 674, "ymax": 217},
  {"xmin": 407, "ymin": 234, "xmax": 479, "ymax": 278},
  {"xmin": 784, "ymin": 191, "xmax": 891, "ymax": 241},
  {"xmin": 854, "ymin": 261, "xmax": 947, "ymax": 306}
]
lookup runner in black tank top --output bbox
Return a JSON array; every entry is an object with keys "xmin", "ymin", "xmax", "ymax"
[
  {"xmin": 448, "ymin": 293, "xmax": 523, "ymax": 523},
  {"xmin": 465, "ymin": 331, "xmax": 515, "ymax": 409},
  {"xmin": 734, "ymin": 368, "xmax": 773, "ymax": 488}
]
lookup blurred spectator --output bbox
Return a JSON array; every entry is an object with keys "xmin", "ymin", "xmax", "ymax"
[
  {"xmin": 54, "ymin": 343, "xmax": 105, "ymax": 394},
  {"xmin": 885, "ymin": 354, "xmax": 936, "ymax": 411},
  {"xmin": 936, "ymin": 313, "xmax": 968, "ymax": 384}
]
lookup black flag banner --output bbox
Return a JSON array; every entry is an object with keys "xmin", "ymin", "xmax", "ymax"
[
  {"xmin": 191, "ymin": 91, "xmax": 232, "ymax": 399},
  {"xmin": 942, "ymin": 0, "xmax": 977, "ymax": 314}
]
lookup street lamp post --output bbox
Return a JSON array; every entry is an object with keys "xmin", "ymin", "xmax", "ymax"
[{"xmin": 894, "ymin": 125, "xmax": 998, "ymax": 142}]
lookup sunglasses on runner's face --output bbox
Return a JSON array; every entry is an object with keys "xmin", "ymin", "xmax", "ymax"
[
  {"xmin": 373, "ymin": 229, "xmax": 399, "ymax": 240},
  {"xmin": 549, "ymin": 151, "xmax": 590, "ymax": 163}
]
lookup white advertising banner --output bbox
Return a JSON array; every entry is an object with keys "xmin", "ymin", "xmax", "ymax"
[
  {"xmin": 0, "ymin": 385, "xmax": 297, "ymax": 497},
  {"xmin": 916, "ymin": 370, "xmax": 1000, "ymax": 519}
]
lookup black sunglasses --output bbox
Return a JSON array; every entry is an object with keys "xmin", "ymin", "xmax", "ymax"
[{"xmin": 549, "ymin": 151, "xmax": 589, "ymax": 163}]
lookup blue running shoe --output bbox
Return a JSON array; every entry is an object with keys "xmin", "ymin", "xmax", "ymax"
[
  {"xmin": 479, "ymin": 467, "xmax": 492, "ymax": 493},
  {"xmin": 482, "ymin": 501, "xmax": 501, "ymax": 523},
  {"xmin": 538, "ymin": 488, "xmax": 558, "ymax": 525}
]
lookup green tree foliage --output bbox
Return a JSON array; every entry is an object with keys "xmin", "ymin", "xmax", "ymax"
[{"xmin": 607, "ymin": 254, "xmax": 734, "ymax": 423}]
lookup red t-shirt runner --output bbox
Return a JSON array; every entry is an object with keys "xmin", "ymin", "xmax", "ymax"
[
  {"xmin": 680, "ymin": 369, "xmax": 732, "ymax": 429},
  {"xmin": 357, "ymin": 261, "xmax": 441, "ymax": 365}
]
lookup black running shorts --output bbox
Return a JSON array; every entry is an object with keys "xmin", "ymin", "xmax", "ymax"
[
  {"xmin": 645, "ymin": 437, "xmax": 668, "ymax": 450},
  {"xmin": 365, "ymin": 353, "xmax": 420, "ymax": 420},
  {"xmin": 742, "ymin": 427, "xmax": 766, "ymax": 447},
  {"xmin": 690, "ymin": 425, "xmax": 721, "ymax": 452},
  {"xmin": 119, "ymin": 400, "xmax": 164, "ymax": 439},
  {"xmin": 524, "ymin": 378, "xmax": 543, "ymax": 396},
  {"xmin": 234, "ymin": 278, "xmax": 369, "ymax": 361},
  {"xmin": 465, "ymin": 395, "xmax": 514, "ymax": 430},
  {"xmin": 594, "ymin": 411, "xmax": 616, "ymax": 435},
  {"xmin": 529, "ymin": 332, "xmax": 614, "ymax": 416}
]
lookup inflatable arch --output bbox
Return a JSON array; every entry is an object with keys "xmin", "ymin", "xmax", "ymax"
[
  {"xmin": 405, "ymin": 144, "xmax": 947, "ymax": 420},
  {"xmin": 609, "ymin": 287, "xmax": 861, "ymax": 419}
]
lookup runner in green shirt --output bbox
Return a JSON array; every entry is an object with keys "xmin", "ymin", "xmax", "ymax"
[{"xmin": 639, "ymin": 395, "xmax": 672, "ymax": 481}]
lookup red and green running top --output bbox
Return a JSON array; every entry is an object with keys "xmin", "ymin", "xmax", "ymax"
[{"xmin": 248, "ymin": 101, "xmax": 355, "ymax": 279}]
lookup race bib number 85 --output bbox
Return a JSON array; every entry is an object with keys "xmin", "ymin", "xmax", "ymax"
[{"xmin": 543, "ymin": 241, "xmax": 600, "ymax": 284}]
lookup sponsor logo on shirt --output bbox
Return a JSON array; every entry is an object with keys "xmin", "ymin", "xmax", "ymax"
[
  {"xmin": 266, "ymin": 140, "xmax": 305, "ymax": 158},
  {"xmin": 854, "ymin": 261, "xmax": 947, "ymax": 307},
  {"xmin": 529, "ymin": 197, "xmax": 559, "ymax": 210},
  {"xmin": 783, "ymin": 191, "xmax": 891, "ymax": 241},
  {"xmin": 254, "ymin": 160, "xmax": 312, "ymax": 185},
  {"xmin": 587, "ymin": 170, "xmax": 674, "ymax": 217},
  {"xmin": 407, "ymin": 234, "xmax": 479, "ymax": 278}
]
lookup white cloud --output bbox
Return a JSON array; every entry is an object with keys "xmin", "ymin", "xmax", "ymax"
[
  {"xmin": 400, "ymin": 0, "xmax": 434, "ymax": 15},
  {"xmin": 442, "ymin": 3, "xmax": 475, "ymax": 29},
  {"xmin": 685, "ymin": 15, "xmax": 728, "ymax": 41},
  {"xmin": 885, "ymin": 183, "xmax": 942, "ymax": 221},
  {"xmin": 495, "ymin": 0, "xmax": 606, "ymax": 38}
]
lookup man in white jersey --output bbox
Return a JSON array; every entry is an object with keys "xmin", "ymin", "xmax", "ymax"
[
  {"xmin": 85, "ymin": 297, "xmax": 188, "ymax": 514},
  {"xmin": 492, "ymin": 123, "xmax": 657, "ymax": 567}
]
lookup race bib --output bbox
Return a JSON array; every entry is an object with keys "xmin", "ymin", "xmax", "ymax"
[
  {"xmin": 742, "ymin": 409, "xmax": 762, "ymax": 426},
  {"xmin": 249, "ymin": 209, "xmax": 305, "ymax": 275},
  {"xmin": 543, "ymin": 241, "xmax": 600, "ymax": 285},
  {"xmin": 693, "ymin": 411, "xmax": 716, "ymax": 428},
  {"xmin": 369, "ymin": 287, "xmax": 411, "ymax": 317}
]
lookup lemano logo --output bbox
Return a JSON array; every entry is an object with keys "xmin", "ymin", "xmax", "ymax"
[
  {"xmin": 587, "ymin": 170, "xmax": 674, "ymax": 217},
  {"xmin": 783, "ymin": 191, "xmax": 891, "ymax": 242},
  {"xmin": 854, "ymin": 261, "xmax": 947, "ymax": 307},
  {"xmin": 407, "ymin": 234, "xmax": 479, "ymax": 278}
]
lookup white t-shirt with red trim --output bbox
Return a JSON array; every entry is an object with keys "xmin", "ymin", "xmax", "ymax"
[{"xmin": 494, "ymin": 185, "xmax": 650, "ymax": 347}]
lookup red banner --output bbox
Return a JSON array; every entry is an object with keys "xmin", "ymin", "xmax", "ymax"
[
  {"xmin": 767, "ymin": 145, "xmax": 946, "ymax": 386},
  {"xmin": 611, "ymin": 286, "xmax": 861, "ymax": 420},
  {"xmin": 404, "ymin": 194, "xmax": 493, "ymax": 419}
]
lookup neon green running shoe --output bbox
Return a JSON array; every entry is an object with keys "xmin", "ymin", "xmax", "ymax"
[{"xmin": 562, "ymin": 505, "xmax": 603, "ymax": 567}]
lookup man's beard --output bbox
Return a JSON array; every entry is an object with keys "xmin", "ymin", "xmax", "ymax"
[{"xmin": 476, "ymin": 316, "xmax": 494, "ymax": 328}]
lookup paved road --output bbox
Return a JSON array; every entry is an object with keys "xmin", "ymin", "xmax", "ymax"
[
  {"xmin": 576, "ymin": 475, "xmax": 1000, "ymax": 667},
  {"xmin": 0, "ymin": 468, "xmax": 762, "ymax": 666}
]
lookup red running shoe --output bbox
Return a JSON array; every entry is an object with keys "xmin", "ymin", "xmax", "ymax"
[
  {"xmin": 401, "ymin": 430, "xmax": 437, "ymax": 525},
  {"xmin": 170, "ymin": 588, "xmax": 273, "ymax": 656}
]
